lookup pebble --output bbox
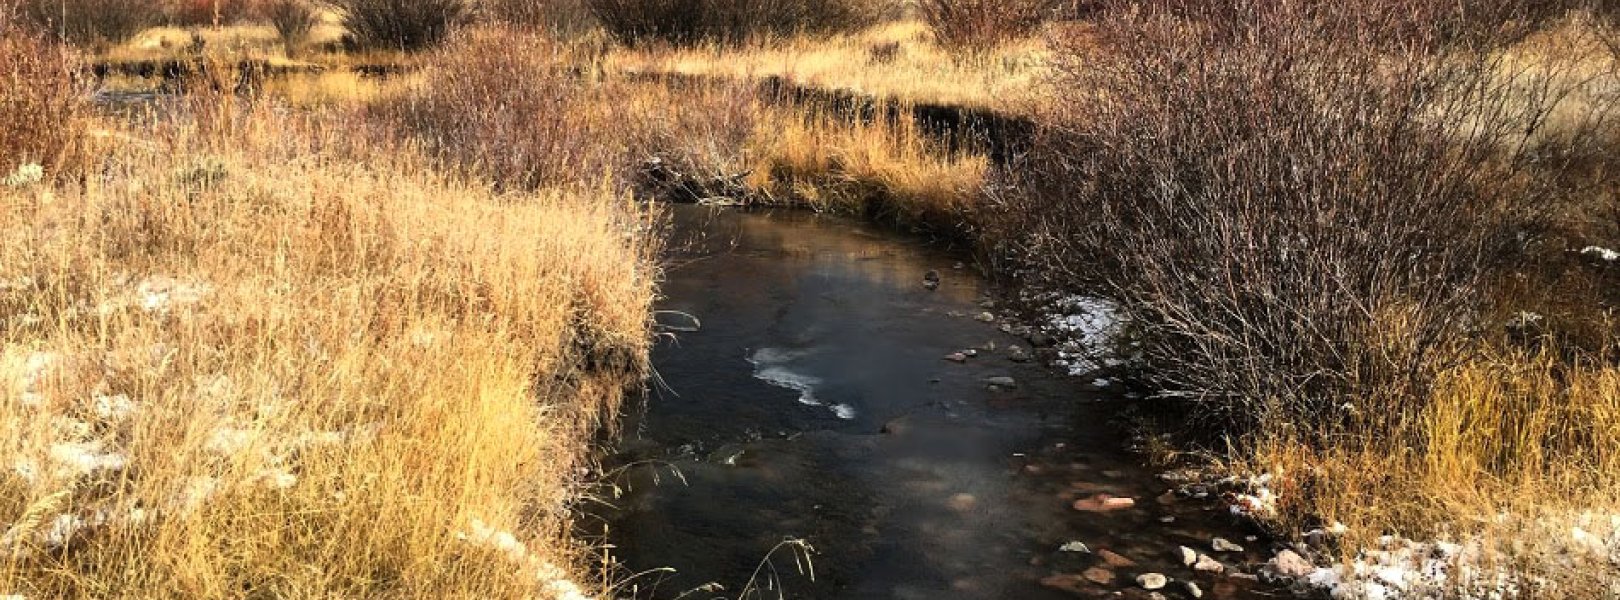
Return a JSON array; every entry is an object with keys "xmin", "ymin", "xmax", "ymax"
[
  {"xmin": 1269, "ymin": 549, "xmax": 1314, "ymax": 578},
  {"xmin": 1082, "ymin": 567, "xmax": 1115, "ymax": 585},
  {"xmin": 1212, "ymin": 537, "xmax": 1244, "ymax": 553},
  {"xmin": 1184, "ymin": 581, "xmax": 1204, "ymax": 598},
  {"xmin": 943, "ymin": 352, "xmax": 968, "ymax": 363},
  {"xmin": 1007, "ymin": 345, "xmax": 1031, "ymax": 362},
  {"xmin": 1136, "ymin": 573, "xmax": 1168, "ymax": 591},
  {"xmin": 1059, "ymin": 541, "xmax": 1091, "ymax": 553},
  {"xmin": 1179, "ymin": 546, "xmax": 1198, "ymax": 566},
  {"xmin": 1193, "ymin": 554, "xmax": 1224, "ymax": 573},
  {"xmin": 984, "ymin": 376, "xmax": 1018, "ymax": 389},
  {"xmin": 1072, "ymin": 494, "xmax": 1136, "ymax": 512},
  {"xmin": 1098, "ymin": 549, "xmax": 1137, "ymax": 568},
  {"xmin": 975, "ymin": 312, "xmax": 996, "ymax": 323}
]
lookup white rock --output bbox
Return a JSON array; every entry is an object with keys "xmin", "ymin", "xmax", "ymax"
[
  {"xmin": 1060, "ymin": 541, "xmax": 1091, "ymax": 553},
  {"xmin": 1213, "ymin": 537, "xmax": 1245, "ymax": 553},
  {"xmin": 1582, "ymin": 246, "xmax": 1620, "ymax": 262},
  {"xmin": 1179, "ymin": 545, "xmax": 1198, "ymax": 566},
  {"xmin": 1136, "ymin": 573, "xmax": 1168, "ymax": 590}
]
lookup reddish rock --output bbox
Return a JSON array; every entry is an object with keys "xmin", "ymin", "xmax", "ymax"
[
  {"xmin": 1082, "ymin": 567, "xmax": 1116, "ymax": 585},
  {"xmin": 1040, "ymin": 574, "xmax": 1088, "ymax": 594},
  {"xmin": 944, "ymin": 352, "xmax": 968, "ymax": 363},
  {"xmin": 1097, "ymin": 549, "xmax": 1138, "ymax": 568},
  {"xmin": 1072, "ymin": 493, "xmax": 1137, "ymax": 512}
]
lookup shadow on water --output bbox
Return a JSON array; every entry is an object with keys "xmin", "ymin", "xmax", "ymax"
[{"xmin": 591, "ymin": 206, "xmax": 1277, "ymax": 599}]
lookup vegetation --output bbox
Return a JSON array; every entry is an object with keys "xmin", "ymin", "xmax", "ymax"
[
  {"xmin": 3, "ymin": 0, "xmax": 1619, "ymax": 595},
  {"xmin": 918, "ymin": 0, "xmax": 1058, "ymax": 50},
  {"xmin": 15, "ymin": 0, "xmax": 160, "ymax": 45},
  {"xmin": 586, "ymin": 0, "xmax": 882, "ymax": 46},
  {"xmin": 323, "ymin": 0, "xmax": 470, "ymax": 51}
]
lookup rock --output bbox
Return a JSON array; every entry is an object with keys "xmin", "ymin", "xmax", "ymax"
[
  {"xmin": 1072, "ymin": 494, "xmax": 1135, "ymax": 512},
  {"xmin": 923, "ymin": 269, "xmax": 941, "ymax": 285},
  {"xmin": 1097, "ymin": 549, "xmax": 1137, "ymax": 568},
  {"xmin": 881, "ymin": 416, "xmax": 912, "ymax": 436},
  {"xmin": 1184, "ymin": 581, "xmax": 1204, "ymax": 598},
  {"xmin": 1179, "ymin": 546, "xmax": 1198, "ymax": 566},
  {"xmin": 1029, "ymin": 331, "xmax": 1056, "ymax": 347},
  {"xmin": 984, "ymin": 376, "xmax": 1018, "ymax": 389},
  {"xmin": 963, "ymin": 349, "xmax": 979, "ymax": 357},
  {"xmin": 1268, "ymin": 549, "xmax": 1314, "ymax": 579},
  {"xmin": 1193, "ymin": 554, "xmax": 1224, "ymax": 574},
  {"xmin": 944, "ymin": 352, "xmax": 968, "ymax": 363},
  {"xmin": 1212, "ymin": 537, "xmax": 1244, "ymax": 553},
  {"xmin": 1007, "ymin": 345, "xmax": 1031, "ymax": 362},
  {"xmin": 947, "ymin": 493, "xmax": 977, "ymax": 513},
  {"xmin": 1060, "ymin": 541, "xmax": 1092, "ymax": 553},
  {"xmin": 975, "ymin": 312, "xmax": 997, "ymax": 323},
  {"xmin": 1136, "ymin": 573, "xmax": 1168, "ymax": 591},
  {"xmin": 1082, "ymin": 567, "xmax": 1115, "ymax": 585},
  {"xmin": 1041, "ymin": 574, "xmax": 1088, "ymax": 594}
]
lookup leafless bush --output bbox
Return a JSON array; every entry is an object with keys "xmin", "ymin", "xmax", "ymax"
[
  {"xmin": 16, "ymin": 0, "xmax": 160, "ymax": 45},
  {"xmin": 0, "ymin": 27, "xmax": 87, "ymax": 176},
  {"xmin": 480, "ymin": 0, "xmax": 595, "ymax": 34},
  {"xmin": 369, "ymin": 29, "xmax": 601, "ymax": 189},
  {"xmin": 262, "ymin": 0, "xmax": 319, "ymax": 51},
  {"xmin": 587, "ymin": 0, "xmax": 882, "ymax": 46},
  {"xmin": 163, "ymin": 0, "xmax": 259, "ymax": 26},
  {"xmin": 323, "ymin": 0, "xmax": 470, "ymax": 51},
  {"xmin": 992, "ymin": 0, "xmax": 1619, "ymax": 432},
  {"xmin": 919, "ymin": 0, "xmax": 1059, "ymax": 50}
]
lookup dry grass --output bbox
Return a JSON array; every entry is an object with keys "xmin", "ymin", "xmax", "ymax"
[
  {"xmin": 0, "ymin": 59, "xmax": 658, "ymax": 600},
  {"xmin": 608, "ymin": 20, "xmax": 1051, "ymax": 110}
]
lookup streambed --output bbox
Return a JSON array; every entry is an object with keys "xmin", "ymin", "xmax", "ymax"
[{"xmin": 596, "ymin": 206, "xmax": 1273, "ymax": 599}]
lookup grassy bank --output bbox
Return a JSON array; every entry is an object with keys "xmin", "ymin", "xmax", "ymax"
[{"xmin": 1, "ymin": 25, "xmax": 657, "ymax": 598}]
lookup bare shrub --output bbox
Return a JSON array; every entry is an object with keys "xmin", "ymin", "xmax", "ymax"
[
  {"xmin": 323, "ymin": 0, "xmax": 470, "ymax": 51},
  {"xmin": 587, "ymin": 0, "xmax": 882, "ymax": 46},
  {"xmin": 994, "ymin": 0, "xmax": 1619, "ymax": 431},
  {"xmin": 370, "ymin": 28, "xmax": 602, "ymax": 189},
  {"xmin": 481, "ymin": 0, "xmax": 595, "ymax": 34},
  {"xmin": 163, "ymin": 0, "xmax": 260, "ymax": 26},
  {"xmin": 918, "ymin": 0, "xmax": 1058, "ymax": 50},
  {"xmin": 16, "ymin": 0, "xmax": 160, "ymax": 45},
  {"xmin": 262, "ymin": 0, "xmax": 320, "ymax": 52},
  {"xmin": 0, "ymin": 27, "xmax": 87, "ymax": 176}
]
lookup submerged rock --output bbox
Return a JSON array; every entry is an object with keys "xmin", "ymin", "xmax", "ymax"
[
  {"xmin": 1137, "ymin": 572, "xmax": 1168, "ymax": 590},
  {"xmin": 1212, "ymin": 537, "xmax": 1245, "ymax": 553},
  {"xmin": 984, "ymin": 376, "xmax": 1018, "ymax": 389},
  {"xmin": 1082, "ymin": 567, "xmax": 1115, "ymax": 585}
]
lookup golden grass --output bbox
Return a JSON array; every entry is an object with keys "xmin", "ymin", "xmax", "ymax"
[
  {"xmin": 0, "ymin": 99, "xmax": 657, "ymax": 597},
  {"xmin": 607, "ymin": 20, "xmax": 1052, "ymax": 111},
  {"xmin": 1250, "ymin": 345, "xmax": 1620, "ymax": 593}
]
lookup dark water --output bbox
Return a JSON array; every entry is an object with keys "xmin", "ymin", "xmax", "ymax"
[{"xmin": 596, "ymin": 207, "xmax": 1271, "ymax": 600}]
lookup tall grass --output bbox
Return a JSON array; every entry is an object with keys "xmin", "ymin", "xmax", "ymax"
[{"xmin": 0, "ymin": 51, "xmax": 658, "ymax": 600}]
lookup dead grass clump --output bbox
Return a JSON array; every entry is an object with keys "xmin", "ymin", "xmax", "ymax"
[
  {"xmin": 16, "ymin": 0, "xmax": 160, "ymax": 45},
  {"xmin": 481, "ymin": 0, "xmax": 596, "ymax": 35},
  {"xmin": 587, "ymin": 0, "xmax": 883, "ymax": 46},
  {"xmin": 163, "ymin": 0, "xmax": 260, "ymax": 27},
  {"xmin": 323, "ymin": 0, "xmax": 470, "ymax": 51},
  {"xmin": 0, "ymin": 28, "xmax": 88, "ymax": 178},
  {"xmin": 0, "ymin": 99, "xmax": 657, "ymax": 598},
  {"xmin": 919, "ymin": 0, "xmax": 1058, "ymax": 51}
]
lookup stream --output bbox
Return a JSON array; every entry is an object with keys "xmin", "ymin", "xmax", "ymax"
[{"xmin": 594, "ymin": 206, "xmax": 1274, "ymax": 599}]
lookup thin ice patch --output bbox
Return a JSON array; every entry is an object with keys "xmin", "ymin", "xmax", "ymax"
[{"xmin": 747, "ymin": 348, "xmax": 856, "ymax": 420}]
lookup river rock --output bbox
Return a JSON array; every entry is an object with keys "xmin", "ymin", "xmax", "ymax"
[
  {"xmin": 944, "ymin": 352, "xmax": 968, "ymax": 363},
  {"xmin": 1029, "ymin": 331, "xmax": 1056, "ymax": 347},
  {"xmin": 1082, "ymin": 567, "xmax": 1115, "ymax": 585},
  {"xmin": 1212, "ymin": 537, "xmax": 1244, "ymax": 553},
  {"xmin": 881, "ymin": 416, "xmax": 912, "ymax": 436},
  {"xmin": 947, "ymin": 493, "xmax": 978, "ymax": 513},
  {"xmin": 1072, "ymin": 493, "xmax": 1135, "ymax": 512},
  {"xmin": 975, "ymin": 312, "xmax": 997, "ymax": 323},
  {"xmin": 1040, "ymin": 573, "xmax": 1088, "ymax": 594},
  {"xmin": 1136, "ymin": 573, "xmax": 1168, "ymax": 590},
  {"xmin": 1184, "ymin": 581, "xmax": 1204, "ymax": 598},
  {"xmin": 984, "ymin": 376, "xmax": 1018, "ymax": 389},
  {"xmin": 1268, "ymin": 549, "xmax": 1314, "ymax": 579},
  {"xmin": 1097, "ymin": 549, "xmax": 1137, "ymax": 568},
  {"xmin": 1179, "ymin": 546, "xmax": 1198, "ymax": 566},
  {"xmin": 923, "ymin": 270, "xmax": 941, "ymax": 290},
  {"xmin": 1060, "ymin": 541, "xmax": 1092, "ymax": 553},
  {"xmin": 1193, "ymin": 554, "xmax": 1224, "ymax": 574},
  {"xmin": 1007, "ymin": 345, "xmax": 1031, "ymax": 362}
]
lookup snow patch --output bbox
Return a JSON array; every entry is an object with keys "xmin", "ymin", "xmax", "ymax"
[{"xmin": 1582, "ymin": 246, "xmax": 1620, "ymax": 263}]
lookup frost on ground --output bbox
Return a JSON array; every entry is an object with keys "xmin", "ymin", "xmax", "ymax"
[
  {"xmin": 459, "ymin": 518, "xmax": 593, "ymax": 600},
  {"xmin": 1197, "ymin": 470, "xmax": 1620, "ymax": 599},
  {"xmin": 1023, "ymin": 292, "xmax": 1129, "ymax": 376}
]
